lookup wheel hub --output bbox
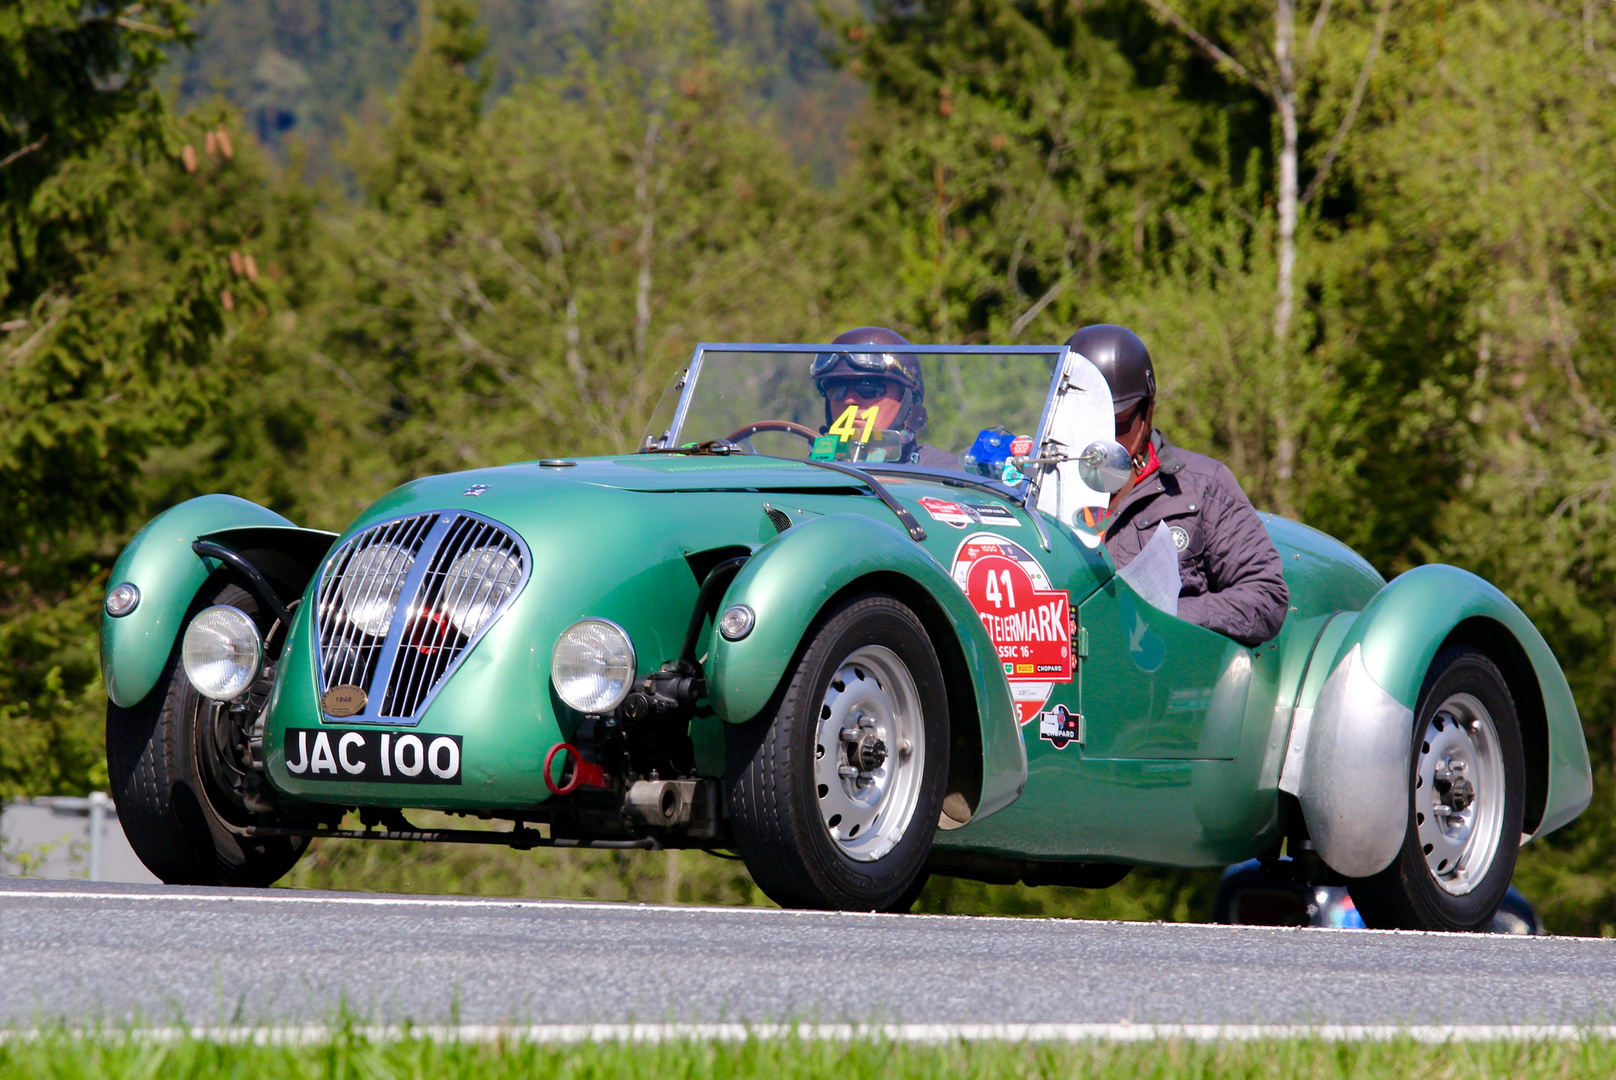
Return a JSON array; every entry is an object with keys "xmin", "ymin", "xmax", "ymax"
[
  {"xmin": 1414, "ymin": 696, "xmax": 1503, "ymax": 896},
  {"xmin": 849, "ymin": 731, "xmax": 888, "ymax": 773},
  {"xmin": 1434, "ymin": 762, "xmax": 1475, "ymax": 814}
]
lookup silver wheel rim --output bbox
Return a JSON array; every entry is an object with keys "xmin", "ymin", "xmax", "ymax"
[
  {"xmin": 1415, "ymin": 692, "xmax": 1504, "ymax": 896},
  {"xmin": 813, "ymin": 645, "xmax": 925, "ymax": 862}
]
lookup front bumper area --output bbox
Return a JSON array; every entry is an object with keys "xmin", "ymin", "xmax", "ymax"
[{"xmin": 263, "ymin": 590, "xmax": 564, "ymax": 810}]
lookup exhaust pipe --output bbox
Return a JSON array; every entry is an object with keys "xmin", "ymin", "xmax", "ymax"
[{"xmin": 625, "ymin": 779, "xmax": 699, "ymax": 826}]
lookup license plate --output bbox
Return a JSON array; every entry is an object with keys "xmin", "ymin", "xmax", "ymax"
[{"xmin": 282, "ymin": 728, "xmax": 462, "ymax": 785}]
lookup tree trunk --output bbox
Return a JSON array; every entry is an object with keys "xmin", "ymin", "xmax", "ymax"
[
  {"xmin": 633, "ymin": 115, "xmax": 662, "ymax": 365},
  {"xmin": 1272, "ymin": 0, "xmax": 1299, "ymax": 513},
  {"xmin": 934, "ymin": 162, "xmax": 950, "ymax": 342}
]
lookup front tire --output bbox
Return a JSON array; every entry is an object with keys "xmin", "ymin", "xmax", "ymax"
[
  {"xmin": 725, "ymin": 595, "xmax": 948, "ymax": 911},
  {"xmin": 1348, "ymin": 645, "xmax": 1525, "ymax": 931},
  {"xmin": 107, "ymin": 582, "xmax": 310, "ymax": 887}
]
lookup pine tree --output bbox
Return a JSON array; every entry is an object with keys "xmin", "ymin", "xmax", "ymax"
[{"xmin": 0, "ymin": 4, "xmax": 279, "ymax": 795}]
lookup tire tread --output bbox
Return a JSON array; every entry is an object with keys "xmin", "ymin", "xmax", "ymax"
[
  {"xmin": 1348, "ymin": 643, "xmax": 1525, "ymax": 932},
  {"xmin": 726, "ymin": 594, "xmax": 947, "ymax": 911},
  {"xmin": 106, "ymin": 581, "xmax": 307, "ymax": 887}
]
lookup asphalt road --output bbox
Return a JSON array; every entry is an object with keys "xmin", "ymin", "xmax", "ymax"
[{"xmin": 3, "ymin": 877, "xmax": 1614, "ymax": 1030}]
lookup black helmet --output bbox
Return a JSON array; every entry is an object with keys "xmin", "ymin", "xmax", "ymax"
[
  {"xmin": 811, "ymin": 326, "xmax": 927, "ymax": 430},
  {"xmin": 1065, "ymin": 324, "xmax": 1155, "ymax": 411}
]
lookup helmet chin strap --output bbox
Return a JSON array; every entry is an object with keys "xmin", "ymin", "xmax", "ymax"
[
  {"xmin": 1125, "ymin": 402, "xmax": 1154, "ymax": 469},
  {"xmin": 891, "ymin": 387, "xmax": 916, "ymax": 432}
]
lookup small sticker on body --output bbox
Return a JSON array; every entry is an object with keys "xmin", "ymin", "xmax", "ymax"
[
  {"xmin": 918, "ymin": 497, "xmax": 1022, "ymax": 529},
  {"xmin": 966, "ymin": 503, "xmax": 1020, "ymax": 527},
  {"xmin": 1039, "ymin": 704, "xmax": 1082, "ymax": 749}
]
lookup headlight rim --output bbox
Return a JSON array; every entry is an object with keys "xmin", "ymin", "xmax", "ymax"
[
  {"xmin": 181, "ymin": 604, "xmax": 264, "ymax": 701},
  {"xmin": 551, "ymin": 617, "xmax": 637, "ymax": 716}
]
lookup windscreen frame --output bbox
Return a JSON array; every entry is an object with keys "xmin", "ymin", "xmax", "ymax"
[{"xmin": 657, "ymin": 342, "xmax": 1073, "ymax": 499}]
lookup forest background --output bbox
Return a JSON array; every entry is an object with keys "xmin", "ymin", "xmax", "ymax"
[{"xmin": 5, "ymin": 0, "xmax": 1616, "ymax": 933}]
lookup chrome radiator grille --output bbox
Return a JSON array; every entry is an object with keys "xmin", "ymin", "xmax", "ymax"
[{"xmin": 313, "ymin": 510, "xmax": 529, "ymax": 723}]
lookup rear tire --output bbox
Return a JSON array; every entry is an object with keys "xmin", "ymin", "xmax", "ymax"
[
  {"xmin": 106, "ymin": 582, "xmax": 309, "ymax": 887},
  {"xmin": 725, "ymin": 595, "xmax": 947, "ymax": 911},
  {"xmin": 1348, "ymin": 645, "xmax": 1524, "ymax": 931}
]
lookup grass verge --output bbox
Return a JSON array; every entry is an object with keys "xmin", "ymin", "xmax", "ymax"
[{"xmin": 4, "ymin": 1031, "xmax": 1616, "ymax": 1079}]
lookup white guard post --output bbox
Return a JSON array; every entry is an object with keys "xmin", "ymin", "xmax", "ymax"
[{"xmin": 1035, "ymin": 349, "xmax": 1115, "ymax": 540}]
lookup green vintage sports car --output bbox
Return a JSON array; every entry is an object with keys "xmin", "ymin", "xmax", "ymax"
[{"xmin": 100, "ymin": 343, "xmax": 1592, "ymax": 930}]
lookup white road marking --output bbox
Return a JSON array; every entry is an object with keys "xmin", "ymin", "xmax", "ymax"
[{"xmin": 3, "ymin": 1022, "xmax": 1615, "ymax": 1043}]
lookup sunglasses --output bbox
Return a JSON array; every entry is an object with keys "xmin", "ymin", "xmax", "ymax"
[
  {"xmin": 821, "ymin": 376, "xmax": 899, "ymax": 401},
  {"xmin": 1114, "ymin": 399, "xmax": 1149, "ymax": 427}
]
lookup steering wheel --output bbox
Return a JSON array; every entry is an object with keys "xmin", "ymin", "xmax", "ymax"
[{"xmin": 726, "ymin": 420, "xmax": 821, "ymax": 447}]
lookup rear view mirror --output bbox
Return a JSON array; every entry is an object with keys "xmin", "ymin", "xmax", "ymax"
[{"xmin": 1077, "ymin": 439, "xmax": 1132, "ymax": 494}]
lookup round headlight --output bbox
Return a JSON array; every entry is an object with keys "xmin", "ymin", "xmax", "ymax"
[
  {"xmin": 105, "ymin": 582, "xmax": 140, "ymax": 618},
  {"xmin": 551, "ymin": 619, "xmax": 636, "ymax": 715},
  {"xmin": 182, "ymin": 606, "xmax": 263, "ymax": 701},
  {"xmin": 337, "ymin": 542, "xmax": 414, "ymax": 637},
  {"xmin": 442, "ymin": 546, "xmax": 521, "ymax": 637}
]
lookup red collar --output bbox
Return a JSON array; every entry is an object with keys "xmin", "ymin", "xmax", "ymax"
[{"xmin": 1133, "ymin": 442, "xmax": 1160, "ymax": 484}]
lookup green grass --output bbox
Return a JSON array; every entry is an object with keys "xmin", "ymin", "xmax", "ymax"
[{"xmin": 5, "ymin": 1032, "xmax": 1616, "ymax": 1080}]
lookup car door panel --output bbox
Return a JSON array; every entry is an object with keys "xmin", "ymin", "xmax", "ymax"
[{"xmin": 1077, "ymin": 577, "xmax": 1251, "ymax": 760}]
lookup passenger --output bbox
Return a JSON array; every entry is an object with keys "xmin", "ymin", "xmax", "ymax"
[
  {"xmin": 810, "ymin": 327, "xmax": 961, "ymax": 470},
  {"xmin": 1070, "ymin": 324, "xmax": 1289, "ymax": 646}
]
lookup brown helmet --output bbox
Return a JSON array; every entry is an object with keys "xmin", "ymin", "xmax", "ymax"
[
  {"xmin": 810, "ymin": 326, "xmax": 927, "ymax": 431},
  {"xmin": 1065, "ymin": 324, "xmax": 1155, "ymax": 411}
]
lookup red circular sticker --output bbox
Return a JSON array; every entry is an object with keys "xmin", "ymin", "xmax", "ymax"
[{"xmin": 951, "ymin": 535, "xmax": 1073, "ymax": 724}]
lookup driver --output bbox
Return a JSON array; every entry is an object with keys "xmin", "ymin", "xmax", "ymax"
[
  {"xmin": 810, "ymin": 327, "xmax": 961, "ymax": 469},
  {"xmin": 1070, "ymin": 324, "xmax": 1289, "ymax": 646}
]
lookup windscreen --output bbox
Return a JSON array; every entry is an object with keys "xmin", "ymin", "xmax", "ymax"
[{"xmin": 644, "ymin": 347, "xmax": 1064, "ymax": 485}]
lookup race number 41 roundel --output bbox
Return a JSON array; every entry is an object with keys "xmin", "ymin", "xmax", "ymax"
[{"xmin": 950, "ymin": 534, "xmax": 1074, "ymax": 724}]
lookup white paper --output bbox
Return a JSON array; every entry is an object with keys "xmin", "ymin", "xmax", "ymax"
[{"xmin": 1116, "ymin": 522, "xmax": 1182, "ymax": 617}]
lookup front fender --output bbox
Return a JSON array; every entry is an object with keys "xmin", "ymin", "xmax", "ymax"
[
  {"xmin": 101, "ymin": 495, "xmax": 334, "ymax": 707},
  {"xmin": 708, "ymin": 513, "xmax": 1027, "ymax": 823},
  {"xmin": 1286, "ymin": 564, "xmax": 1592, "ymax": 878}
]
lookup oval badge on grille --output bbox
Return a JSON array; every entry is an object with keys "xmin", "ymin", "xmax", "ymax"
[{"xmin": 322, "ymin": 684, "xmax": 368, "ymax": 717}]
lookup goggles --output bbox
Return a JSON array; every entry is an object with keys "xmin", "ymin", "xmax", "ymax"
[
  {"xmin": 819, "ymin": 375, "xmax": 901, "ymax": 401},
  {"xmin": 808, "ymin": 349, "xmax": 911, "ymax": 380}
]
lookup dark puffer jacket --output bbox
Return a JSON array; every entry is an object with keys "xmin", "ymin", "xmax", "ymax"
[{"xmin": 1102, "ymin": 430, "xmax": 1289, "ymax": 646}]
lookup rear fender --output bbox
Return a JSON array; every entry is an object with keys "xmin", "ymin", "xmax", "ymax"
[
  {"xmin": 1283, "ymin": 564, "xmax": 1592, "ymax": 878},
  {"xmin": 707, "ymin": 513, "xmax": 1027, "ymax": 825},
  {"xmin": 101, "ymin": 495, "xmax": 337, "ymax": 707}
]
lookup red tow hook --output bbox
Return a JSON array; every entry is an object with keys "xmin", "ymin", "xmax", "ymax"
[{"xmin": 543, "ymin": 742, "xmax": 607, "ymax": 796}]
